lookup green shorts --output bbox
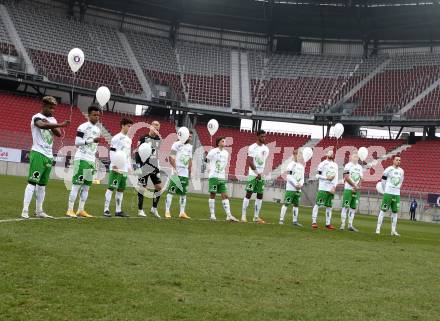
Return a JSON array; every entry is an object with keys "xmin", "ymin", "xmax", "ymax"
[
  {"xmin": 72, "ymin": 160, "xmax": 96, "ymax": 186},
  {"xmin": 315, "ymin": 190, "xmax": 334, "ymax": 207},
  {"xmin": 27, "ymin": 150, "xmax": 53, "ymax": 186},
  {"xmin": 108, "ymin": 170, "xmax": 127, "ymax": 191},
  {"xmin": 284, "ymin": 190, "xmax": 301, "ymax": 207},
  {"xmin": 208, "ymin": 177, "xmax": 228, "ymax": 194},
  {"xmin": 167, "ymin": 175, "xmax": 189, "ymax": 195},
  {"xmin": 381, "ymin": 193, "xmax": 400, "ymax": 213},
  {"xmin": 342, "ymin": 189, "xmax": 360, "ymax": 209},
  {"xmin": 245, "ymin": 176, "xmax": 265, "ymax": 194}
]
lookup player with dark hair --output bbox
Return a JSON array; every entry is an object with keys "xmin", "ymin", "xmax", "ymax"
[
  {"xmin": 241, "ymin": 129, "xmax": 269, "ymax": 224},
  {"xmin": 66, "ymin": 105, "xmax": 101, "ymax": 218},
  {"xmin": 205, "ymin": 136, "xmax": 238, "ymax": 221},
  {"xmin": 135, "ymin": 120, "xmax": 162, "ymax": 218},
  {"xmin": 104, "ymin": 118, "xmax": 133, "ymax": 217},
  {"xmin": 21, "ymin": 96, "xmax": 70, "ymax": 219}
]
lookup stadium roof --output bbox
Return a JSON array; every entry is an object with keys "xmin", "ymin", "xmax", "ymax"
[{"xmin": 67, "ymin": 0, "xmax": 440, "ymax": 41}]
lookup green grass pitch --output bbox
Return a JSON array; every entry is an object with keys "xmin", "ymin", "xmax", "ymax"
[{"xmin": 0, "ymin": 175, "xmax": 439, "ymax": 321}]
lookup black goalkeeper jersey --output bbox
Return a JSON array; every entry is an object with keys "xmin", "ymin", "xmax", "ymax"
[{"xmin": 135, "ymin": 134, "xmax": 161, "ymax": 170}]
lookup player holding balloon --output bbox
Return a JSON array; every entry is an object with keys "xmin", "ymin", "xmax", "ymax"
[
  {"xmin": 136, "ymin": 121, "xmax": 162, "ymax": 218},
  {"xmin": 164, "ymin": 130, "xmax": 193, "ymax": 219},
  {"xmin": 376, "ymin": 155, "xmax": 404, "ymax": 236},
  {"xmin": 340, "ymin": 153, "xmax": 363, "ymax": 232},
  {"xmin": 21, "ymin": 96, "xmax": 70, "ymax": 219},
  {"xmin": 104, "ymin": 118, "xmax": 133, "ymax": 217},
  {"xmin": 312, "ymin": 150, "xmax": 339, "ymax": 230},
  {"xmin": 205, "ymin": 137, "xmax": 238, "ymax": 222},
  {"xmin": 242, "ymin": 130, "xmax": 270, "ymax": 224},
  {"xmin": 279, "ymin": 149, "xmax": 305, "ymax": 226},
  {"xmin": 66, "ymin": 105, "xmax": 101, "ymax": 218}
]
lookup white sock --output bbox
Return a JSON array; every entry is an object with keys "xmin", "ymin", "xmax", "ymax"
[
  {"xmin": 115, "ymin": 191, "xmax": 123, "ymax": 212},
  {"xmin": 280, "ymin": 205, "xmax": 287, "ymax": 222},
  {"xmin": 292, "ymin": 207, "xmax": 299, "ymax": 223},
  {"xmin": 23, "ymin": 184, "xmax": 35, "ymax": 212},
  {"xmin": 348, "ymin": 209, "xmax": 356, "ymax": 227},
  {"xmin": 35, "ymin": 185, "xmax": 46, "ymax": 213},
  {"xmin": 391, "ymin": 213, "xmax": 398, "ymax": 232},
  {"xmin": 68, "ymin": 184, "xmax": 81, "ymax": 211},
  {"xmin": 340, "ymin": 207, "xmax": 347, "ymax": 227},
  {"xmin": 222, "ymin": 199, "xmax": 231, "ymax": 217},
  {"xmin": 209, "ymin": 198, "xmax": 215, "ymax": 217},
  {"xmin": 180, "ymin": 196, "xmax": 187, "ymax": 214},
  {"xmin": 312, "ymin": 204, "xmax": 319, "ymax": 224},
  {"xmin": 104, "ymin": 189, "xmax": 113, "ymax": 212},
  {"xmin": 376, "ymin": 210, "xmax": 385, "ymax": 231},
  {"xmin": 165, "ymin": 193, "xmax": 173, "ymax": 212},
  {"xmin": 325, "ymin": 207, "xmax": 332, "ymax": 226},
  {"xmin": 242, "ymin": 197, "xmax": 250, "ymax": 219},
  {"xmin": 254, "ymin": 199, "xmax": 263, "ymax": 220},
  {"xmin": 78, "ymin": 185, "xmax": 89, "ymax": 212}
]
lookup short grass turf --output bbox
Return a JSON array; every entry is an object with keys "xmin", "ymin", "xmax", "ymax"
[{"xmin": 0, "ymin": 175, "xmax": 439, "ymax": 321}]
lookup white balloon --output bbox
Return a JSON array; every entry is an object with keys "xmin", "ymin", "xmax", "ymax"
[
  {"xmin": 138, "ymin": 142, "xmax": 152, "ymax": 162},
  {"xmin": 358, "ymin": 147, "xmax": 368, "ymax": 161},
  {"xmin": 96, "ymin": 86, "xmax": 111, "ymax": 107},
  {"xmin": 301, "ymin": 147, "xmax": 313, "ymax": 163},
  {"xmin": 67, "ymin": 48, "xmax": 84, "ymax": 73},
  {"xmin": 177, "ymin": 127, "xmax": 190, "ymax": 143},
  {"xmin": 110, "ymin": 150, "xmax": 126, "ymax": 170},
  {"xmin": 376, "ymin": 182, "xmax": 384, "ymax": 195},
  {"xmin": 207, "ymin": 119, "xmax": 219, "ymax": 136},
  {"xmin": 333, "ymin": 123, "xmax": 344, "ymax": 139}
]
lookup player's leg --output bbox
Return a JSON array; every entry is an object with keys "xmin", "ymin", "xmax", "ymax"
[
  {"xmin": 292, "ymin": 192, "xmax": 302, "ymax": 227},
  {"xmin": 208, "ymin": 178, "xmax": 218, "ymax": 220},
  {"xmin": 67, "ymin": 160, "xmax": 82, "ymax": 217},
  {"xmin": 104, "ymin": 170, "xmax": 119, "ymax": 217},
  {"xmin": 340, "ymin": 189, "xmax": 351, "ymax": 230},
  {"xmin": 76, "ymin": 161, "xmax": 94, "ymax": 218},
  {"xmin": 253, "ymin": 179, "xmax": 265, "ymax": 224},
  {"xmin": 178, "ymin": 176, "xmax": 190, "ymax": 219},
  {"xmin": 312, "ymin": 191, "xmax": 325, "ymax": 228},
  {"xmin": 114, "ymin": 173, "xmax": 128, "ymax": 217},
  {"xmin": 137, "ymin": 175, "xmax": 147, "ymax": 216},
  {"xmin": 219, "ymin": 181, "xmax": 236, "ymax": 222},
  {"xmin": 348, "ymin": 192, "xmax": 360, "ymax": 232},
  {"xmin": 34, "ymin": 154, "xmax": 53, "ymax": 218},
  {"xmin": 376, "ymin": 194, "xmax": 391, "ymax": 234},
  {"xmin": 390, "ymin": 195, "xmax": 400, "ymax": 236},
  {"xmin": 165, "ymin": 175, "xmax": 178, "ymax": 219},
  {"xmin": 150, "ymin": 171, "xmax": 162, "ymax": 219},
  {"xmin": 324, "ymin": 192, "xmax": 335, "ymax": 230},
  {"xmin": 22, "ymin": 151, "xmax": 41, "ymax": 218},
  {"xmin": 242, "ymin": 176, "xmax": 255, "ymax": 222},
  {"xmin": 279, "ymin": 191, "xmax": 293, "ymax": 225}
]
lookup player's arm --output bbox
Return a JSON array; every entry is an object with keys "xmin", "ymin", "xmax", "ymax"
[
  {"xmin": 315, "ymin": 162, "xmax": 326, "ymax": 180},
  {"xmin": 34, "ymin": 118, "xmax": 70, "ymax": 137},
  {"xmin": 169, "ymin": 143, "xmax": 178, "ymax": 171},
  {"xmin": 381, "ymin": 167, "xmax": 390, "ymax": 189},
  {"xmin": 188, "ymin": 158, "xmax": 193, "ymax": 178},
  {"xmin": 205, "ymin": 148, "xmax": 214, "ymax": 163}
]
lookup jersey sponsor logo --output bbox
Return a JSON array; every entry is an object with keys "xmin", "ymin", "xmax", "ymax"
[
  {"xmin": 215, "ymin": 160, "xmax": 225, "ymax": 172},
  {"xmin": 180, "ymin": 154, "xmax": 191, "ymax": 166},
  {"xmin": 255, "ymin": 156, "xmax": 264, "ymax": 166},
  {"xmin": 41, "ymin": 129, "xmax": 53, "ymax": 145},
  {"xmin": 351, "ymin": 172, "xmax": 361, "ymax": 183},
  {"xmin": 390, "ymin": 174, "xmax": 401, "ymax": 186}
]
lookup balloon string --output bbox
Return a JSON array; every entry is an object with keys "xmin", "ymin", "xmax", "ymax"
[{"xmin": 60, "ymin": 72, "xmax": 76, "ymax": 153}]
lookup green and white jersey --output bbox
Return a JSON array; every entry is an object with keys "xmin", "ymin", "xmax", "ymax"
[
  {"xmin": 74, "ymin": 121, "xmax": 101, "ymax": 163},
  {"xmin": 206, "ymin": 147, "xmax": 229, "ymax": 179},
  {"xmin": 286, "ymin": 161, "xmax": 305, "ymax": 192},
  {"xmin": 171, "ymin": 141, "xmax": 193, "ymax": 178},
  {"xmin": 317, "ymin": 159, "xmax": 339, "ymax": 192},
  {"xmin": 343, "ymin": 162, "xmax": 363, "ymax": 190},
  {"xmin": 383, "ymin": 166, "xmax": 404, "ymax": 195},
  {"xmin": 247, "ymin": 143, "xmax": 270, "ymax": 176},
  {"xmin": 31, "ymin": 113, "xmax": 57, "ymax": 158},
  {"xmin": 109, "ymin": 132, "xmax": 132, "ymax": 172}
]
